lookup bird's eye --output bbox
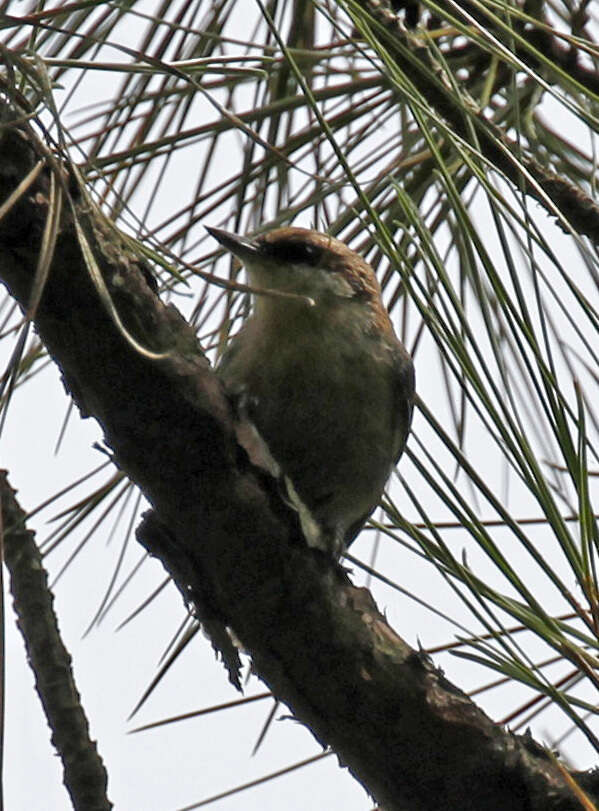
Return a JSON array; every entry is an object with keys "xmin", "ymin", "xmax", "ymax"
[{"xmin": 262, "ymin": 239, "xmax": 322, "ymax": 266}]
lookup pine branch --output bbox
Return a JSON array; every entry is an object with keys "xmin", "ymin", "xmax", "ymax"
[
  {"xmin": 0, "ymin": 471, "xmax": 112, "ymax": 811},
  {"xmin": 0, "ymin": 101, "xmax": 595, "ymax": 811},
  {"xmin": 360, "ymin": 0, "xmax": 599, "ymax": 244}
]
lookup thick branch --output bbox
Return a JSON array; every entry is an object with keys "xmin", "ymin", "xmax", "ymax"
[{"xmin": 0, "ymin": 107, "xmax": 592, "ymax": 811}]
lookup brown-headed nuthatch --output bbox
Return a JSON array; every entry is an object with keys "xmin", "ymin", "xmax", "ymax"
[{"xmin": 207, "ymin": 226, "xmax": 415, "ymax": 558}]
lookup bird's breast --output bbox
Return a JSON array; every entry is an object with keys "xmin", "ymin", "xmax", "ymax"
[{"xmin": 219, "ymin": 312, "xmax": 399, "ymax": 530}]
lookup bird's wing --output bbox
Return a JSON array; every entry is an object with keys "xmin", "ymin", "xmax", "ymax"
[
  {"xmin": 344, "ymin": 347, "xmax": 415, "ymax": 548},
  {"xmin": 392, "ymin": 346, "xmax": 416, "ymax": 465}
]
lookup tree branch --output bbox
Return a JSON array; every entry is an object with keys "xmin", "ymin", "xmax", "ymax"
[
  {"xmin": 0, "ymin": 103, "xmax": 593, "ymax": 811},
  {"xmin": 360, "ymin": 0, "xmax": 599, "ymax": 244},
  {"xmin": 0, "ymin": 471, "xmax": 112, "ymax": 811}
]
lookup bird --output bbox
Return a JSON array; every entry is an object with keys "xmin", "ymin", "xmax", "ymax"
[{"xmin": 206, "ymin": 225, "xmax": 415, "ymax": 558}]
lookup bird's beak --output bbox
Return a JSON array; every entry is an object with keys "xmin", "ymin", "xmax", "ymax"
[{"xmin": 205, "ymin": 226, "xmax": 260, "ymax": 262}]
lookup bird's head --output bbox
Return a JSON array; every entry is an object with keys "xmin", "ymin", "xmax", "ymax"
[{"xmin": 206, "ymin": 225, "xmax": 389, "ymax": 316}]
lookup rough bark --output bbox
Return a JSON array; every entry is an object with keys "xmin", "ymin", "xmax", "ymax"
[
  {"xmin": 0, "ymin": 473, "xmax": 112, "ymax": 811},
  {"xmin": 0, "ymin": 105, "xmax": 594, "ymax": 811}
]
